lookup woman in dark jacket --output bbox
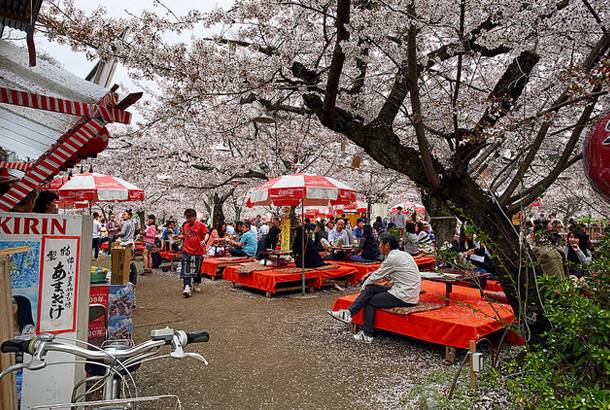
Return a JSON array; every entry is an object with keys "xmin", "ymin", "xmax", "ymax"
[
  {"xmin": 450, "ymin": 226, "xmax": 498, "ymax": 277},
  {"xmin": 348, "ymin": 225, "xmax": 379, "ymax": 262},
  {"xmin": 293, "ymin": 225, "xmax": 325, "ymax": 268},
  {"xmin": 314, "ymin": 221, "xmax": 328, "ymax": 251},
  {"xmin": 563, "ymin": 230, "xmax": 592, "ymax": 278}
]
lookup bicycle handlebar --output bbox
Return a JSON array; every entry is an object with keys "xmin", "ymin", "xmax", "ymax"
[
  {"xmin": 0, "ymin": 339, "xmax": 32, "ymax": 354},
  {"xmin": 186, "ymin": 331, "xmax": 209, "ymax": 344},
  {"xmin": 0, "ymin": 328, "xmax": 209, "ymax": 379}
]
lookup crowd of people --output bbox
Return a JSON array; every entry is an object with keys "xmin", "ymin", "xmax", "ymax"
[{"xmin": 527, "ymin": 213, "xmax": 599, "ymax": 280}]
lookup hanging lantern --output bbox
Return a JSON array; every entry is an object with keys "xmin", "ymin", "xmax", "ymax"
[{"xmin": 583, "ymin": 111, "xmax": 610, "ymax": 204}]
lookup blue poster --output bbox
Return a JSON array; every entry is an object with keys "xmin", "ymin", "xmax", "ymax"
[{"xmin": 0, "ymin": 240, "xmax": 40, "ymax": 336}]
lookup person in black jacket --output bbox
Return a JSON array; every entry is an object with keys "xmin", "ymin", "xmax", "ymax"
[
  {"xmin": 268, "ymin": 217, "xmax": 281, "ymax": 249},
  {"xmin": 450, "ymin": 225, "xmax": 498, "ymax": 277},
  {"xmin": 348, "ymin": 225, "xmax": 379, "ymax": 262},
  {"xmin": 314, "ymin": 221, "xmax": 328, "ymax": 251},
  {"xmin": 293, "ymin": 225, "xmax": 326, "ymax": 268}
]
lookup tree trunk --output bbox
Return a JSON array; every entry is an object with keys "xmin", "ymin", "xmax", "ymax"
[
  {"xmin": 434, "ymin": 173, "xmax": 550, "ymax": 339},
  {"xmin": 422, "ymin": 194, "xmax": 457, "ymax": 245},
  {"xmin": 212, "ymin": 193, "xmax": 226, "ymax": 227}
]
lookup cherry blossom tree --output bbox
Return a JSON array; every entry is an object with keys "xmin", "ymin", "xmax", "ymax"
[{"xmin": 39, "ymin": 0, "xmax": 609, "ymax": 337}]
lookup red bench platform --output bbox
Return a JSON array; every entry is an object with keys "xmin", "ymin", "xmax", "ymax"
[
  {"xmin": 201, "ymin": 256, "xmax": 255, "ymax": 278},
  {"xmin": 223, "ymin": 264, "xmax": 357, "ymax": 297},
  {"xmin": 331, "ymin": 280, "xmax": 515, "ymax": 349}
]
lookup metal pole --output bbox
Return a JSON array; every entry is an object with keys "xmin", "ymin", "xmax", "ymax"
[{"xmin": 301, "ymin": 200, "xmax": 305, "ymax": 295}]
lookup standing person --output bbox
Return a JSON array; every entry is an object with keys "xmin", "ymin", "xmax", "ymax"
[
  {"xmin": 228, "ymin": 220, "xmax": 257, "ymax": 257},
  {"xmin": 180, "ymin": 209, "xmax": 208, "ymax": 297},
  {"xmin": 142, "ymin": 214, "xmax": 157, "ymax": 275},
  {"xmin": 117, "ymin": 209, "xmax": 137, "ymax": 286},
  {"xmin": 91, "ymin": 212, "xmax": 102, "ymax": 261},
  {"xmin": 268, "ymin": 217, "xmax": 281, "ymax": 249},
  {"xmin": 106, "ymin": 214, "xmax": 118, "ymax": 253},
  {"xmin": 328, "ymin": 234, "xmax": 421, "ymax": 343},
  {"xmin": 390, "ymin": 207, "xmax": 406, "ymax": 231}
]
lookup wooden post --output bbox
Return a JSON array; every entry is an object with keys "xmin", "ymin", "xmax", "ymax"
[
  {"xmin": 444, "ymin": 346, "xmax": 456, "ymax": 364},
  {"xmin": 0, "ymin": 246, "xmax": 30, "ymax": 410},
  {"xmin": 469, "ymin": 340, "xmax": 477, "ymax": 390}
]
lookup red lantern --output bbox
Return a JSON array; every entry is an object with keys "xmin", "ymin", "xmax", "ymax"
[{"xmin": 583, "ymin": 111, "xmax": 610, "ymax": 204}]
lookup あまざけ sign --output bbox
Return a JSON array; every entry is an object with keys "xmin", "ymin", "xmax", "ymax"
[{"xmin": 37, "ymin": 236, "xmax": 80, "ymax": 334}]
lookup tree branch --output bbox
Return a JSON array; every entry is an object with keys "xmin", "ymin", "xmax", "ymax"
[
  {"xmin": 321, "ymin": 0, "xmax": 351, "ymax": 127},
  {"xmin": 506, "ymin": 91, "xmax": 600, "ymax": 213},
  {"xmin": 406, "ymin": 4, "xmax": 440, "ymax": 189}
]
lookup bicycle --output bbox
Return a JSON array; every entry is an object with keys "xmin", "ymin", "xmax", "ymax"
[{"xmin": 0, "ymin": 327, "xmax": 209, "ymax": 409}]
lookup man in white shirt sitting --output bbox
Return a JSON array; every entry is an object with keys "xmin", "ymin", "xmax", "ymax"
[{"xmin": 328, "ymin": 234, "xmax": 421, "ymax": 343}]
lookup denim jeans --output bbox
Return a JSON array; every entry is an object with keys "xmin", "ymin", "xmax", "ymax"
[
  {"xmin": 347, "ymin": 254, "xmax": 373, "ymax": 263},
  {"xmin": 348, "ymin": 284, "xmax": 413, "ymax": 336},
  {"xmin": 229, "ymin": 248, "xmax": 248, "ymax": 257},
  {"xmin": 181, "ymin": 252, "xmax": 203, "ymax": 288}
]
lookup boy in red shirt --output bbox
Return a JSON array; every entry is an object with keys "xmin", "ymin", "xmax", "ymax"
[{"xmin": 179, "ymin": 208, "xmax": 208, "ymax": 297}]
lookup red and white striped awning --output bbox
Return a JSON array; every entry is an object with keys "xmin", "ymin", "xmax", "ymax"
[
  {"xmin": 47, "ymin": 172, "xmax": 144, "ymax": 202},
  {"xmin": 246, "ymin": 173, "xmax": 357, "ymax": 207},
  {"xmin": 0, "ymin": 84, "xmax": 138, "ymax": 211},
  {"xmin": 0, "ymin": 161, "xmax": 31, "ymax": 171}
]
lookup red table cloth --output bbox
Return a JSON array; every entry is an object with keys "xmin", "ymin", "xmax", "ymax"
[
  {"xmin": 223, "ymin": 265, "xmax": 357, "ymax": 294},
  {"xmin": 201, "ymin": 256, "xmax": 254, "ymax": 278},
  {"xmin": 331, "ymin": 280, "xmax": 515, "ymax": 349}
]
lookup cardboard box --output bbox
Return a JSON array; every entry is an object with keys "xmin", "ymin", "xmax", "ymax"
[{"xmin": 111, "ymin": 246, "xmax": 132, "ymax": 284}]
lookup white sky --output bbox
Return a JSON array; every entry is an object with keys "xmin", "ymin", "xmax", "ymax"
[{"xmin": 34, "ymin": 0, "xmax": 234, "ymax": 93}]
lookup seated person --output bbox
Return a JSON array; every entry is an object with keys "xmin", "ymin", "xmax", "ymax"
[
  {"xmin": 162, "ymin": 221, "xmax": 180, "ymax": 252},
  {"xmin": 206, "ymin": 222, "xmax": 226, "ymax": 256},
  {"xmin": 347, "ymin": 225, "xmax": 379, "ymax": 263},
  {"xmin": 314, "ymin": 221, "xmax": 328, "ymax": 251},
  {"xmin": 328, "ymin": 234, "xmax": 421, "ymax": 343},
  {"xmin": 292, "ymin": 226, "xmax": 325, "ymax": 268},
  {"xmin": 402, "ymin": 222, "xmax": 420, "ymax": 256},
  {"xmin": 320, "ymin": 219, "xmax": 353, "ymax": 259},
  {"xmin": 530, "ymin": 224, "xmax": 565, "ymax": 278},
  {"xmin": 353, "ymin": 218, "xmax": 365, "ymax": 240},
  {"xmin": 228, "ymin": 220, "xmax": 257, "ymax": 257},
  {"xmin": 563, "ymin": 230, "xmax": 592, "ymax": 278},
  {"xmin": 321, "ymin": 219, "xmax": 352, "ymax": 248},
  {"xmin": 450, "ymin": 226, "xmax": 498, "ymax": 277},
  {"xmin": 416, "ymin": 221, "xmax": 433, "ymax": 254}
]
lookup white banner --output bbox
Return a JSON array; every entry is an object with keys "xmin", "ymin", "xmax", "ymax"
[{"xmin": 37, "ymin": 236, "xmax": 81, "ymax": 334}]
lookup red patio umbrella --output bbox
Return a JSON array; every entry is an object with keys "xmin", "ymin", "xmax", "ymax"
[
  {"xmin": 48, "ymin": 172, "xmax": 144, "ymax": 202},
  {"xmin": 246, "ymin": 173, "xmax": 358, "ymax": 294},
  {"xmin": 246, "ymin": 173, "xmax": 356, "ymax": 207},
  {"xmin": 390, "ymin": 202, "xmax": 427, "ymax": 215},
  {"xmin": 44, "ymin": 172, "xmax": 144, "ymax": 212},
  {"xmin": 334, "ymin": 200, "xmax": 367, "ymax": 214}
]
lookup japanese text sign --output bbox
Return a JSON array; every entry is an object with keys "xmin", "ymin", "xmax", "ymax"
[{"xmin": 37, "ymin": 236, "xmax": 80, "ymax": 334}]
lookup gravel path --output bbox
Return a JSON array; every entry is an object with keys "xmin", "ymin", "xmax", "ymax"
[{"xmin": 131, "ymin": 270, "xmax": 453, "ymax": 409}]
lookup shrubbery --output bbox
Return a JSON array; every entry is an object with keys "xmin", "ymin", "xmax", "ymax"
[{"xmin": 506, "ymin": 235, "xmax": 610, "ymax": 409}]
